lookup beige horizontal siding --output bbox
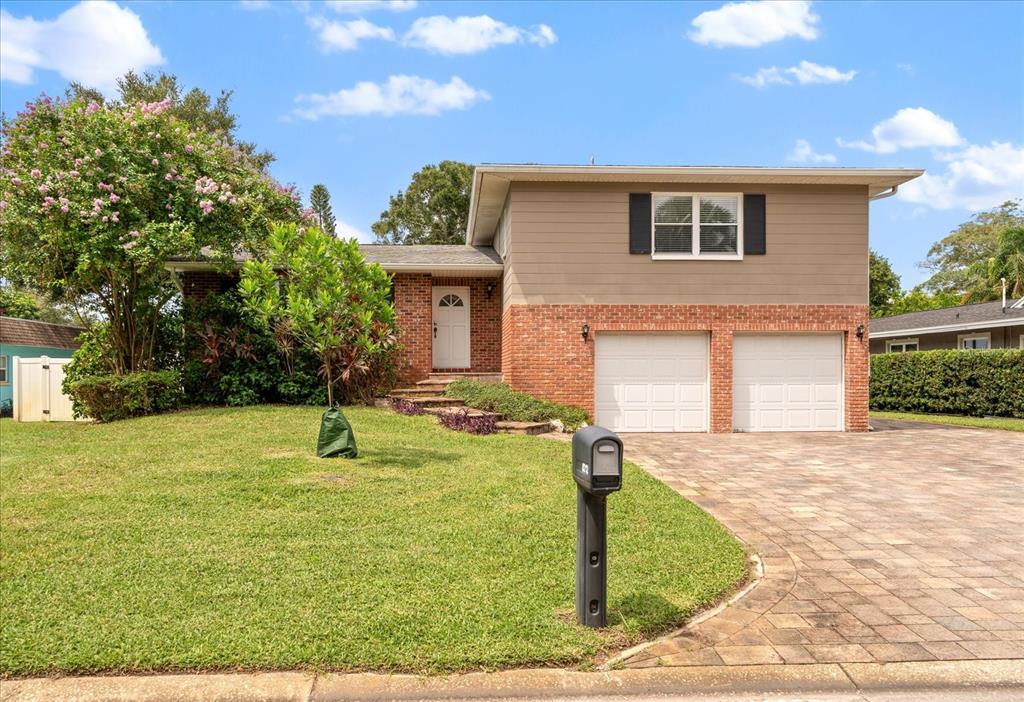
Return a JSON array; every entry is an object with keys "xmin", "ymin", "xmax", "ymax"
[{"xmin": 504, "ymin": 181, "xmax": 869, "ymax": 306}]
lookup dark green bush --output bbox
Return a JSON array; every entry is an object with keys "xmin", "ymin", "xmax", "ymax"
[
  {"xmin": 69, "ymin": 370, "xmax": 184, "ymax": 422},
  {"xmin": 182, "ymin": 292, "xmax": 325, "ymax": 407},
  {"xmin": 870, "ymin": 349, "xmax": 1024, "ymax": 418},
  {"xmin": 444, "ymin": 380, "xmax": 590, "ymax": 430}
]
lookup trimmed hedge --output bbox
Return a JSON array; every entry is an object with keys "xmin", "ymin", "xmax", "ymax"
[
  {"xmin": 443, "ymin": 380, "xmax": 590, "ymax": 430},
  {"xmin": 69, "ymin": 370, "xmax": 184, "ymax": 422},
  {"xmin": 870, "ymin": 349, "xmax": 1023, "ymax": 418}
]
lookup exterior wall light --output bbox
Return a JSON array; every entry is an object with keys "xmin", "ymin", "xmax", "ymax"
[
  {"xmin": 485, "ymin": 282, "xmax": 494, "ymax": 299},
  {"xmin": 582, "ymin": 323, "xmax": 590, "ymax": 342},
  {"xmin": 856, "ymin": 324, "xmax": 865, "ymax": 340}
]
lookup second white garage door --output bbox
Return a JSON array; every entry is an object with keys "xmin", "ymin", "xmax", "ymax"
[
  {"xmin": 733, "ymin": 334, "xmax": 843, "ymax": 432},
  {"xmin": 595, "ymin": 334, "xmax": 708, "ymax": 432}
]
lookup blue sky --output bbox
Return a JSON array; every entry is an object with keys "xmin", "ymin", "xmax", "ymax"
[{"xmin": 2, "ymin": 0, "xmax": 1022, "ymax": 287}]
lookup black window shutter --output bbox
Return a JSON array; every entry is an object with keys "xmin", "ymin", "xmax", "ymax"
[
  {"xmin": 743, "ymin": 194, "xmax": 766, "ymax": 255},
  {"xmin": 629, "ymin": 193, "xmax": 652, "ymax": 254}
]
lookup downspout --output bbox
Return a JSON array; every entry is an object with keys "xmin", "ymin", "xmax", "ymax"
[
  {"xmin": 1001, "ymin": 278, "xmax": 1007, "ymax": 311},
  {"xmin": 869, "ymin": 185, "xmax": 899, "ymax": 201}
]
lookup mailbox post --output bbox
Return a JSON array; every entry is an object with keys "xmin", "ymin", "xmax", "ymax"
[{"xmin": 572, "ymin": 426, "xmax": 623, "ymax": 628}]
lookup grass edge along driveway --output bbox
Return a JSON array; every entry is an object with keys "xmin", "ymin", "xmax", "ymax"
[
  {"xmin": 871, "ymin": 410, "xmax": 1024, "ymax": 432},
  {"xmin": 0, "ymin": 406, "xmax": 746, "ymax": 677}
]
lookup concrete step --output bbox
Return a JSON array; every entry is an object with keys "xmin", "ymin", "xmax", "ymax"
[
  {"xmin": 420, "ymin": 373, "xmax": 503, "ymax": 386},
  {"xmin": 389, "ymin": 387, "xmax": 446, "ymax": 398},
  {"xmin": 495, "ymin": 420, "xmax": 554, "ymax": 435},
  {"xmin": 386, "ymin": 395, "xmax": 465, "ymax": 408}
]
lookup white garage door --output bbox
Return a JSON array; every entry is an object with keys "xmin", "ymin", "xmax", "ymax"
[
  {"xmin": 733, "ymin": 334, "xmax": 843, "ymax": 432},
  {"xmin": 595, "ymin": 334, "xmax": 708, "ymax": 432}
]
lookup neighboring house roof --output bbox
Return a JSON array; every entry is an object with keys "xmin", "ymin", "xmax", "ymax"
[
  {"xmin": 871, "ymin": 299, "xmax": 1024, "ymax": 338},
  {"xmin": 0, "ymin": 316, "xmax": 84, "ymax": 349},
  {"xmin": 166, "ymin": 245, "xmax": 504, "ymax": 277},
  {"xmin": 466, "ymin": 164, "xmax": 925, "ymax": 245},
  {"xmin": 360, "ymin": 245, "xmax": 502, "ymax": 274}
]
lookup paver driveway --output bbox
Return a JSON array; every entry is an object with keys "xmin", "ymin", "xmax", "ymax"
[{"xmin": 620, "ymin": 423, "xmax": 1024, "ymax": 667}]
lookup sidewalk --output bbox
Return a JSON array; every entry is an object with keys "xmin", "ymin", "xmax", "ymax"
[{"xmin": 3, "ymin": 660, "xmax": 1023, "ymax": 702}]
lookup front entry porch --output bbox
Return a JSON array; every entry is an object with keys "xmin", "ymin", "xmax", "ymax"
[{"xmin": 391, "ymin": 274, "xmax": 502, "ymax": 383}]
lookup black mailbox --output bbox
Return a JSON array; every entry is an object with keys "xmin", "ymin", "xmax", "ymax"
[
  {"xmin": 572, "ymin": 426, "xmax": 623, "ymax": 495},
  {"xmin": 572, "ymin": 425, "xmax": 623, "ymax": 628}
]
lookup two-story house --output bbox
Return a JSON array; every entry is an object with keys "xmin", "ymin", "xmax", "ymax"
[{"xmin": 172, "ymin": 164, "xmax": 922, "ymax": 433}]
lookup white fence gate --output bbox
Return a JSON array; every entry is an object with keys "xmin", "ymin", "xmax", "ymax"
[{"xmin": 12, "ymin": 356, "xmax": 77, "ymax": 422}]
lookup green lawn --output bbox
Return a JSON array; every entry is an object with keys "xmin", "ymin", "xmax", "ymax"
[
  {"xmin": 0, "ymin": 406, "xmax": 745, "ymax": 677},
  {"xmin": 871, "ymin": 410, "xmax": 1024, "ymax": 432}
]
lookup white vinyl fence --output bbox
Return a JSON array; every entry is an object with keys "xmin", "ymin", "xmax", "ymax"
[{"xmin": 12, "ymin": 356, "xmax": 78, "ymax": 422}]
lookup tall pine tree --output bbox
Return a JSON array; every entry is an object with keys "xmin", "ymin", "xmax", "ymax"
[{"xmin": 309, "ymin": 184, "xmax": 337, "ymax": 237}]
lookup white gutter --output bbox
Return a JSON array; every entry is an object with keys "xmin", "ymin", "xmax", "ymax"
[
  {"xmin": 869, "ymin": 185, "xmax": 899, "ymax": 201},
  {"xmin": 871, "ymin": 317, "xmax": 1024, "ymax": 339}
]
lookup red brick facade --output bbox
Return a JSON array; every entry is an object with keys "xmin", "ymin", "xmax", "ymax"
[
  {"xmin": 180, "ymin": 271, "xmax": 237, "ymax": 300},
  {"xmin": 500, "ymin": 304, "xmax": 870, "ymax": 433},
  {"xmin": 392, "ymin": 274, "xmax": 502, "ymax": 382}
]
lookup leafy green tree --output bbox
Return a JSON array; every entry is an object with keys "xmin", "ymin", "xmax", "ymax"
[
  {"xmin": 0, "ymin": 284, "xmax": 42, "ymax": 320},
  {"xmin": 67, "ymin": 71, "xmax": 273, "ymax": 170},
  {"xmin": 372, "ymin": 161, "xmax": 473, "ymax": 245},
  {"xmin": 920, "ymin": 200, "xmax": 1024, "ymax": 296},
  {"xmin": 869, "ymin": 250, "xmax": 902, "ymax": 318},
  {"xmin": 885, "ymin": 288, "xmax": 961, "ymax": 316},
  {"xmin": 239, "ymin": 223, "xmax": 398, "ymax": 406},
  {"xmin": 0, "ymin": 95, "xmax": 299, "ymax": 374},
  {"xmin": 962, "ymin": 226, "xmax": 1024, "ymax": 302},
  {"xmin": 309, "ymin": 184, "xmax": 337, "ymax": 236}
]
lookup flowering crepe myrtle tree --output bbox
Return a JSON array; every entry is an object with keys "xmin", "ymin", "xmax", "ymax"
[
  {"xmin": 0, "ymin": 95, "xmax": 300, "ymax": 374},
  {"xmin": 239, "ymin": 223, "xmax": 398, "ymax": 407}
]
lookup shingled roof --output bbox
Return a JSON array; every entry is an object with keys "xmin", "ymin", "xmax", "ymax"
[
  {"xmin": 358, "ymin": 245, "xmax": 502, "ymax": 268},
  {"xmin": 0, "ymin": 317, "xmax": 84, "ymax": 349},
  {"xmin": 871, "ymin": 299, "xmax": 1024, "ymax": 336}
]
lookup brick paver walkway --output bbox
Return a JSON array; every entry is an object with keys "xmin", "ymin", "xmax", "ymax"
[{"xmin": 620, "ymin": 424, "xmax": 1024, "ymax": 667}]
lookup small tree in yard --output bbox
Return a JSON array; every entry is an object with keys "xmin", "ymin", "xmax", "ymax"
[
  {"xmin": 0, "ymin": 95, "xmax": 300, "ymax": 375},
  {"xmin": 238, "ymin": 223, "xmax": 399, "ymax": 407}
]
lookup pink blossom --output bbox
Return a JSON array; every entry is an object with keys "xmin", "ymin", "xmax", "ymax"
[
  {"xmin": 85, "ymin": 101, "xmax": 100, "ymax": 115},
  {"xmin": 94, "ymin": 148, "xmax": 102, "ymax": 157},
  {"xmin": 218, "ymin": 194, "xmax": 228, "ymax": 203},
  {"xmin": 111, "ymin": 212, "xmax": 119, "ymax": 222},
  {"xmin": 40, "ymin": 142, "xmax": 49, "ymax": 150},
  {"xmin": 129, "ymin": 230, "xmax": 140, "ymax": 238},
  {"xmin": 184, "ymin": 145, "xmax": 193, "ymax": 154},
  {"xmin": 98, "ymin": 182, "xmax": 112, "ymax": 191},
  {"xmin": 74, "ymin": 158, "xmax": 82, "ymax": 167},
  {"xmin": 30, "ymin": 169, "xmax": 41, "ymax": 178},
  {"xmin": 11, "ymin": 177, "xmax": 22, "ymax": 185},
  {"xmin": 102, "ymin": 216, "xmax": 109, "ymax": 223},
  {"xmin": 123, "ymin": 240, "xmax": 138, "ymax": 250},
  {"xmin": 199, "ymin": 199, "xmax": 214, "ymax": 216},
  {"xmin": 0, "ymin": 200, "xmax": 7, "ymax": 211},
  {"xmin": 165, "ymin": 173, "xmax": 173, "ymax": 181},
  {"xmin": 194, "ymin": 176, "xmax": 218, "ymax": 194},
  {"xmin": 61, "ymin": 205, "xmax": 69, "ymax": 213},
  {"xmin": 38, "ymin": 185, "xmax": 48, "ymax": 194},
  {"xmin": 109, "ymin": 193, "xmax": 120, "ymax": 203},
  {"xmin": 42, "ymin": 196, "xmax": 55, "ymax": 206},
  {"xmin": 151, "ymin": 159, "xmax": 159, "ymax": 167},
  {"xmin": 69, "ymin": 170, "xmax": 79, "ymax": 178}
]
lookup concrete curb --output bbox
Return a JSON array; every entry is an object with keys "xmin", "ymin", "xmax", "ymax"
[{"xmin": 3, "ymin": 660, "xmax": 1022, "ymax": 702}]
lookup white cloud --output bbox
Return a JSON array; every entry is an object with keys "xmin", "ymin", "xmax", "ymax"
[
  {"xmin": 402, "ymin": 15, "xmax": 557, "ymax": 55},
  {"xmin": 308, "ymin": 17, "xmax": 394, "ymax": 51},
  {"xmin": 689, "ymin": 0, "xmax": 819, "ymax": 48},
  {"xmin": 899, "ymin": 142, "xmax": 1024, "ymax": 210},
  {"xmin": 787, "ymin": 139, "xmax": 837, "ymax": 163},
  {"xmin": 336, "ymin": 217, "xmax": 373, "ymax": 242},
  {"xmin": 0, "ymin": 1, "xmax": 164, "ymax": 94},
  {"xmin": 737, "ymin": 61, "xmax": 854, "ymax": 88},
  {"xmin": 293, "ymin": 75, "xmax": 490, "ymax": 119},
  {"xmin": 325, "ymin": 1, "xmax": 416, "ymax": 13},
  {"xmin": 837, "ymin": 107, "xmax": 963, "ymax": 154}
]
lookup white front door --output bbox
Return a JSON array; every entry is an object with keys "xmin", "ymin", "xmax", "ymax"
[
  {"xmin": 595, "ymin": 334, "xmax": 709, "ymax": 432},
  {"xmin": 733, "ymin": 334, "xmax": 844, "ymax": 432},
  {"xmin": 432, "ymin": 287, "xmax": 470, "ymax": 369}
]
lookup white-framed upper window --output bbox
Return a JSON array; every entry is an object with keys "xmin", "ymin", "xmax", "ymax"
[
  {"xmin": 652, "ymin": 193, "xmax": 743, "ymax": 260},
  {"xmin": 0, "ymin": 355, "xmax": 7, "ymax": 384},
  {"xmin": 886, "ymin": 338, "xmax": 919, "ymax": 353},
  {"xmin": 958, "ymin": 332, "xmax": 991, "ymax": 350}
]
